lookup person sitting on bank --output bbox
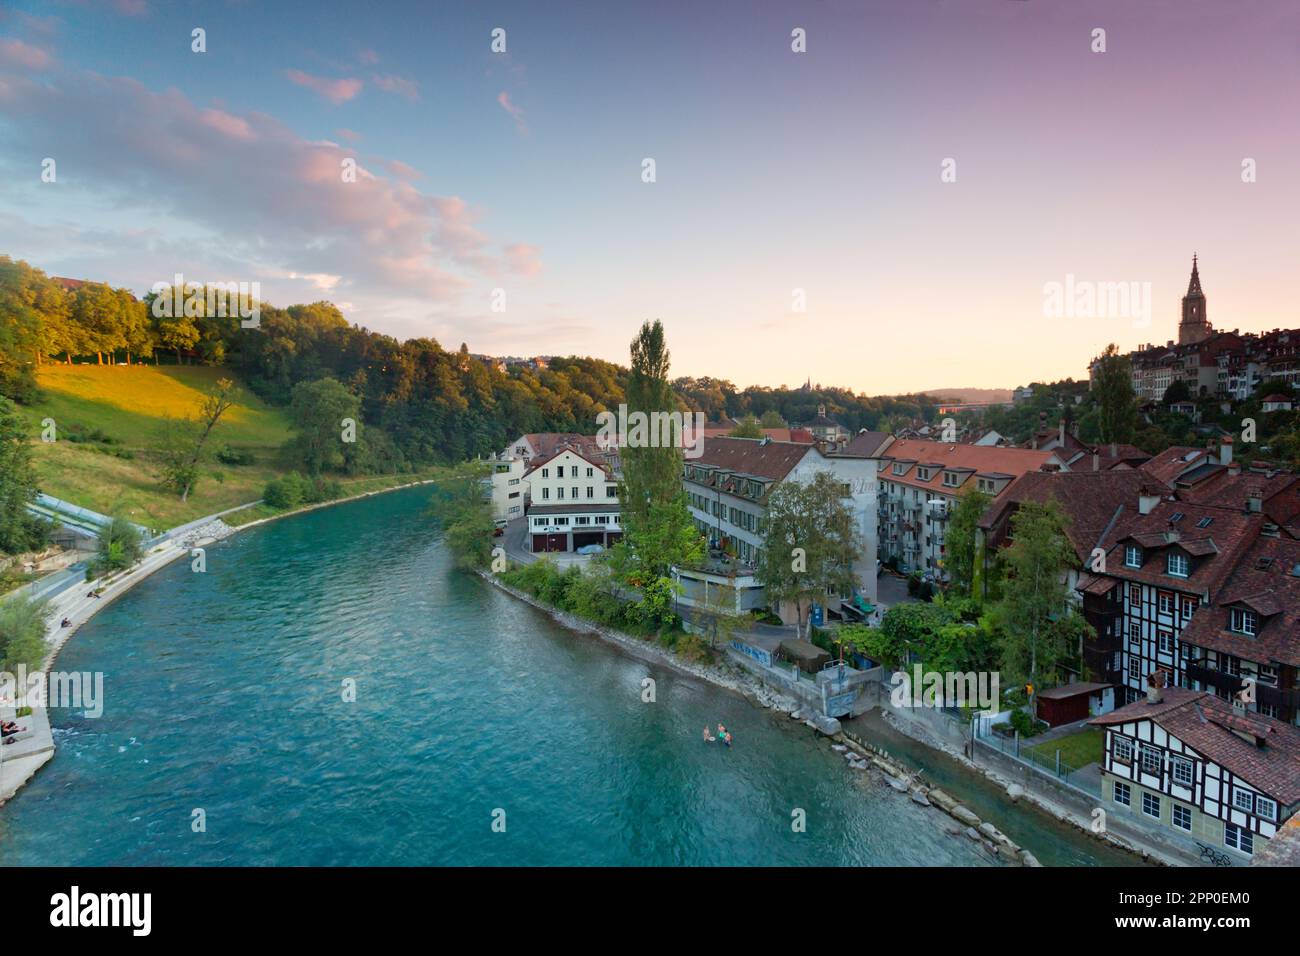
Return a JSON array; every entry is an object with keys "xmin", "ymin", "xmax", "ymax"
[{"xmin": 1, "ymin": 721, "xmax": 26, "ymax": 737}]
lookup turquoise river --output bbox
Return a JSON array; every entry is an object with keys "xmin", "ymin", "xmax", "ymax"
[{"xmin": 0, "ymin": 486, "xmax": 1137, "ymax": 866}]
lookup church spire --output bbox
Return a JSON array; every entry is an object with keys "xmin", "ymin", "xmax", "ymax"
[
  {"xmin": 1187, "ymin": 254, "xmax": 1202, "ymax": 296},
  {"xmin": 1179, "ymin": 253, "xmax": 1210, "ymax": 345}
]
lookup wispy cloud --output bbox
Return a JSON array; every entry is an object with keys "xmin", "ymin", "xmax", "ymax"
[
  {"xmin": 371, "ymin": 73, "xmax": 419, "ymax": 102},
  {"xmin": 0, "ymin": 38, "xmax": 53, "ymax": 70},
  {"xmin": 496, "ymin": 91, "xmax": 526, "ymax": 133},
  {"xmin": 285, "ymin": 69, "xmax": 363, "ymax": 104}
]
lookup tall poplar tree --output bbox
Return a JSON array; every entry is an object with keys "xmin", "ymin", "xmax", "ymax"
[
  {"xmin": 991, "ymin": 500, "xmax": 1091, "ymax": 693},
  {"xmin": 1094, "ymin": 343, "xmax": 1138, "ymax": 445},
  {"xmin": 614, "ymin": 321, "xmax": 702, "ymax": 584}
]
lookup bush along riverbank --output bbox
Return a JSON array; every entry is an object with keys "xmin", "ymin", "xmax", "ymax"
[{"xmin": 477, "ymin": 564, "xmax": 1036, "ymax": 866}]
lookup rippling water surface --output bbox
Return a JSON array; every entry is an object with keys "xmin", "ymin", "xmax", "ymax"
[{"xmin": 0, "ymin": 487, "xmax": 1092, "ymax": 866}]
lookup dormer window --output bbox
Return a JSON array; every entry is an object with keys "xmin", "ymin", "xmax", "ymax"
[
  {"xmin": 942, "ymin": 471, "xmax": 960, "ymax": 488},
  {"xmin": 1125, "ymin": 545, "xmax": 1143, "ymax": 568},
  {"xmin": 892, "ymin": 463, "xmax": 906, "ymax": 476},
  {"xmin": 916, "ymin": 467, "xmax": 930, "ymax": 481},
  {"xmin": 1167, "ymin": 552, "xmax": 1189, "ymax": 578},
  {"xmin": 1229, "ymin": 608, "xmax": 1258, "ymax": 636}
]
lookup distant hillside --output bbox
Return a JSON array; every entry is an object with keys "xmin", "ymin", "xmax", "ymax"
[
  {"xmin": 19, "ymin": 365, "xmax": 294, "ymax": 530},
  {"xmin": 917, "ymin": 387, "xmax": 1013, "ymax": 404}
]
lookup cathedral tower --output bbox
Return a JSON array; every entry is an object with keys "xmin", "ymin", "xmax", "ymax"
[{"xmin": 1178, "ymin": 254, "xmax": 1211, "ymax": 345}]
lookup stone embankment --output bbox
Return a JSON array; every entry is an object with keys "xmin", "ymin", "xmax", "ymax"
[
  {"xmin": 835, "ymin": 729, "xmax": 1038, "ymax": 866},
  {"xmin": 174, "ymin": 519, "xmax": 236, "ymax": 547}
]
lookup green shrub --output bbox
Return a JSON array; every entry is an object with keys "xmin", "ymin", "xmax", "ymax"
[
  {"xmin": 675, "ymin": 633, "xmax": 712, "ymax": 663},
  {"xmin": 263, "ymin": 472, "xmax": 307, "ymax": 509},
  {"xmin": 216, "ymin": 445, "xmax": 255, "ymax": 466},
  {"xmin": 1008, "ymin": 708, "xmax": 1046, "ymax": 738}
]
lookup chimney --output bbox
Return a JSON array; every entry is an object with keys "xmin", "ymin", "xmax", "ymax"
[
  {"xmin": 1110, "ymin": 442, "xmax": 1118, "ymax": 458},
  {"xmin": 1139, "ymin": 490, "xmax": 1161, "ymax": 515},
  {"xmin": 1146, "ymin": 669, "xmax": 1166, "ymax": 705},
  {"xmin": 1058, "ymin": 419, "xmax": 1065, "ymax": 446},
  {"xmin": 1092, "ymin": 453, "xmax": 1100, "ymax": 471},
  {"xmin": 1247, "ymin": 490, "xmax": 1263, "ymax": 513},
  {"xmin": 1220, "ymin": 435, "xmax": 1233, "ymax": 467}
]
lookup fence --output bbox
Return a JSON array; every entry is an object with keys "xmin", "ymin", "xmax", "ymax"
[{"xmin": 974, "ymin": 723, "xmax": 1101, "ymax": 798}]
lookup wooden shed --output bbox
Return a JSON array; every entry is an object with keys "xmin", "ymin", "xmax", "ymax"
[{"xmin": 1035, "ymin": 682, "xmax": 1114, "ymax": 727}]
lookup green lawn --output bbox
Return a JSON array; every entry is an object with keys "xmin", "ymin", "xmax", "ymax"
[
  {"xmin": 19, "ymin": 364, "xmax": 295, "ymax": 530},
  {"xmin": 1024, "ymin": 727, "xmax": 1105, "ymax": 768}
]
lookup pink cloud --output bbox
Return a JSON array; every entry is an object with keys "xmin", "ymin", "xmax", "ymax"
[
  {"xmin": 371, "ymin": 73, "xmax": 419, "ymax": 102},
  {"xmin": 285, "ymin": 69, "xmax": 363, "ymax": 104},
  {"xmin": 0, "ymin": 38, "xmax": 53, "ymax": 70},
  {"xmin": 199, "ymin": 108, "xmax": 255, "ymax": 141},
  {"xmin": 0, "ymin": 69, "xmax": 539, "ymax": 305},
  {"xmin": 387, "ymin": 159, "xmax": 423, "ymax": 181},
  {"xmin": 505, "ymin": 243, "xmax": 542, "ymax": 277},
  {"xmin": 335, "ymin": 128, "xmax": 361, "ymax": 142},
  {"xmin": 496, "ymin": 91, "xmax": 526, "ymax": 133}
]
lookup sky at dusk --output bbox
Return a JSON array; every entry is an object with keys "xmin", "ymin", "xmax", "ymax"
[{"xmin": 2, "ymin": 0, "xmax": 1298, "ymax": 393}]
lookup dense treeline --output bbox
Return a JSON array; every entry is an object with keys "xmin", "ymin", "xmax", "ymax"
[
  {"xmin": 0, "ymin": 255, "xmax": 627, "ymax": 470},
  {"xmin": 673, "ymin": 376, "xmax": 943, "ymax": 433}
]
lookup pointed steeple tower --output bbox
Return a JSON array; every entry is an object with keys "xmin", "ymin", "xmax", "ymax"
[
  {"xmin": 1187, "ymin": 254, "xmax": 1203, "ymax": 295},
  {"xmin": 1179, "ymin": 253, "xmax": 1210, "ymax": 345}
]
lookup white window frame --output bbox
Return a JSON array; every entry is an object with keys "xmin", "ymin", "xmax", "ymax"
[
  {"xmin": 1140, "ymin": 745, "xmax": 1162, "ymax": 775},
  {"xmin": 1142, "ymin": 792, "xmax": 1161, "ymax": 818}
]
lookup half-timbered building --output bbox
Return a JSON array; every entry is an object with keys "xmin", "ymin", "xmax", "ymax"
[{"xmin": 1091, "ymin": 682, "xmax": 1300, "ymax": 860}]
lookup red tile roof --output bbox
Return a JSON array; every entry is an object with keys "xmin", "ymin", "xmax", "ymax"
[
  {"xmin": 1095, "ymin": 499, "xmax": 1264, "ymax": 598},
  {"xmin": 878, "ymin": 439, "xmax": 1055, "ymax": 496},
  {"xmin": 1139, "ymin": 446, "xmax": 1214, "ymax": 486},
  {"xmin": 1091, "ymin": 688, "xmax": 1300, "ymax": 804},
  {"xmin": 686, "ymin": 436, "xmax": 817, "ymax": 481},
  {"xmin": 978, "ymin": 470, "xmax": 1150, "ymax": 562},
  {"xmin": 1181, "ymin": 535, "xmax": 1300, "ymax": 667}
]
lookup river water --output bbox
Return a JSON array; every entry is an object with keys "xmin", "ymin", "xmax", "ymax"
[{"xmin": 0, "ymin": 486, "xmax": 1127, "ymax": 866}]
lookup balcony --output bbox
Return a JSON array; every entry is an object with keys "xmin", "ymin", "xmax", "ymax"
[
  {"xmin": 1186, "ymin": 662, "xmax": 1243, "ymax": 695},
  {"xmin": 1257, "ymin": 683, "xmax": 1300, "ymax": 712},
  {"xmin": 1086, "ymin": 630, "xmax": 1123, "ymax": 655}
]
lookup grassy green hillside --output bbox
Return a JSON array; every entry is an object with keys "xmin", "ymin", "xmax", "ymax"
[{"xmin": 20, "ymin": 365, "xmax": 294, "ymax": 530}]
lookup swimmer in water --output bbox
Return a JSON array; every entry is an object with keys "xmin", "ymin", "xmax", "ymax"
[{"xmin": 703, "ymin": 726, "xmax": 715, "ymax": 742}]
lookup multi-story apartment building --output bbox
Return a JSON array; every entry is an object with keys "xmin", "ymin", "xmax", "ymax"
[
  {"xmin": 677, "ymin": 436, "xmax": 878, "ymax": 614},
  {"xmin": 504, "ymin": 432, "xmax": 621, "ymax": 474},
  {"xmin": 488, "ymin": 457, "xmax": 527, "ymax": 524},
  {"xmin": 875, "ymin": 439, "xmax": 1064, "ymax": 577},
  {"xmin": 1091, "ymin": 682, "xmax": 1300, "ymax": 862},
  {"xmin": 522, "ymin": 447, "xmax": 621, "ymax": 553}
]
